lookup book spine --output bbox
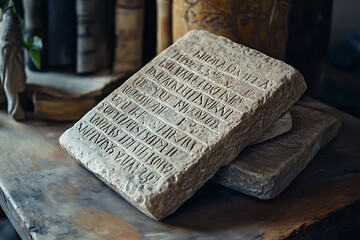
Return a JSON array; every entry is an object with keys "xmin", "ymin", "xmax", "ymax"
[
  {"xmin": 106, "ymin": 0, "xmax": 115, "ymax": 69},
  {"xmin": 113, "ymin": 0, "xmax": 144, "ymax": 74},
  {"xmin": 76, "ymin": 0, "xmax": 111, "ymax": 74},
  {"xmin": 47, "ymin": 0, "xmax": 76, "ymax": 68},
  {"xmin": 286, "ymin": 0, "xmax": 332, "ymax": 97},
  {"xmin": 23, "ymin": 0, "xmax": 47, "ymax": 71},
  {"xmin": 156, "ymin": 0, "xmax": 172, "ymax": 54}
]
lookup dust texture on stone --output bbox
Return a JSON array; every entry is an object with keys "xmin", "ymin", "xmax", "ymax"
[
  {"xmin": 251, "ymin": 111, "xmax": 292, "ymax": 145},
  {"xmin": 213, "ymin": 105, "xmax": 341, "ymax": 199},
  {"xmin": 59, "ymin": 30, "xmax": 306, "ymax": 220}
]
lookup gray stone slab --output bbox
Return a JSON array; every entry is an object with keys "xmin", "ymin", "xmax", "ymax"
[
  {"xmin": 213, "ymin": 105, "xmax": 341, "ymax": 199},
  {"xmin": 252, "ymin": 111, "xmax": 292, "ymax": 145},
  {"xmin": 59, "ymin": 30, "xmax": 306, "ymax": 220}
]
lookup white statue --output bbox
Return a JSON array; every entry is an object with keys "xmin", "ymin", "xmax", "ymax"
[{"xmin": 0, "ymin": 8, "xmax": 26, "ymax": 120}]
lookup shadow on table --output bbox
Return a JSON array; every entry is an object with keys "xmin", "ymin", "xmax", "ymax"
[
  {"xmin": 163, "ymin": 129, "xmax": 360, "ymax": 237},
  {"xmin": 0, "ymin": 218, "xmax": 20, "ymax": 240}
]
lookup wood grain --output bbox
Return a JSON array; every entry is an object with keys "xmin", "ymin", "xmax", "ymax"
[{"xmin": 0, "ymin": 96, "xmax": 359, "ymax": 239}]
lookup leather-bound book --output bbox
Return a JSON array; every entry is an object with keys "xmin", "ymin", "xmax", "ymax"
[
  {"xmin": 47, "ymin": 0, "xmax": 76, "ymax": 68},
  {"xmin": 156, "ymin": 0, "xmax": 172, "ymax": 54},
  {"xmin": 113, "ymin": 0, "xmax": 144, "ymax": 74},
  {"xmin": 23, "ymin": 0, "xmax": 47, "ymax": 70},
  {"xmin": 76, "ymin": 0, "xmax": 112, "ymax": 74}
]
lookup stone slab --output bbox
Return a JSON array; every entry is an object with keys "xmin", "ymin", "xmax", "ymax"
[
  {"xmin": 59, "ymin": 30, "xmax": 306, "ymax": 220},
  {"xmin": 252, "ymin": 110, "xmax": 292, "ymax": 145},
  {"xmin": 213, "ymin": 105, "xmax": 341, "ymax": 199}
]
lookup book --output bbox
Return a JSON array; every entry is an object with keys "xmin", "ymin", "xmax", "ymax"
[
  {"xmin": 32, "ymin": 93, "xmax": 99, "ymax": 121},
  {"xmin": 286, "ymin": 0, "xmax": 333, "ymax": 97},
  {"xmin": 23, "ymin": 0, "xmax": 47, "ymax": 70},
  {"xmin": 156, "ymin": 0, "xmax": 172, "ymax": 54},
  {"xmin": 47, "ymin": 0, "xmax": 76, "ymax": 67},
  {"xmin": 142, "ymin": 0, "xmax": 157, "ymax": 64},
  {"xmin": 25, "ymin": 68, "xmax": 129, "ymax": 121},
  {"xmin": 76, "ymin": 0, "xmax": 112, "ymax": 74},
  {"xmin": 113, "ymin": 0, "xmax": 144, "ymax": 74}
]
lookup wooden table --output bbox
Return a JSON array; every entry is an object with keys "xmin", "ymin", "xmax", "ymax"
[{"xmin": 0, "ymin": 96, "xmax": 359, "ymax": 240}]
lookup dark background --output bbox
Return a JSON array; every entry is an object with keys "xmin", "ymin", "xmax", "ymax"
[{"xmin": 0, "ymin": 0, "xmax": 360, "ymax": 239}]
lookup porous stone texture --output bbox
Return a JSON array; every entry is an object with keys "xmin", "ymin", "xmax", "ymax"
[
  {"xmin": 59, "ymin": 30, "xmax": 306, "ymax": 220},
  {"xmin": 251, "ymin": 111, "xmax": 292, "ymax": 145},
  {"xmin": 213, "ymin": 106, "xmax": 341, "ymax": 199}
]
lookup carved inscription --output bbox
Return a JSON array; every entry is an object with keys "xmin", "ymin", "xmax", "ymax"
[
  {"xmin": 127, "ymin": 76, "xmax": 224, "ymax": 133},
  {"xmin": 170, "ymin": 49, "xmax": 270, "ymax": 91},
  {"xmin": 100, "ymin": 99, "xmax": 203, "ymax": 153},
  {"xmin": 77, "ymin": 121, "xmax": 116, "ymax": 154},
  {"xmin": 71, "ymin": 41, "xmax": 276, "ymax": 184},
  {"xmin": 163, "ymin": 50, "xmax": 261, "ymax": 103},
  {"xmin": 60, "ymin": 30, "xmax": 306, "ymax": 220}
]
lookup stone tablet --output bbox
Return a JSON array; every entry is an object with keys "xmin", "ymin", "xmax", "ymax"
[
  {"xmin": 213, "ymin": 106, "xmax": 341, "ymax": 199},
  {"xmin": 59, "ymin": 30, "xmax": 306, "ymax": 220},
  {"xmin": 252, "ymin": 111, "xmax": 292, "ymax": 145}
]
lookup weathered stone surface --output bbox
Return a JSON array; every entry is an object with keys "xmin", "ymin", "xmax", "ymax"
[
  {"xmin": 213, "ymin": 106, "xmax": 341, "ymax": 199},
  {"xmin": 59, "ymin": 30, "xmax": 306, "ymax": 220},
  {"xmin": 252, "ymin": 111, "xmax": 292, "ymax": 145}
]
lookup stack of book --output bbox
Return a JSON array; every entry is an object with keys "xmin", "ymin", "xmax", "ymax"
[
  {"xmin": 23, "ymin": 0, "xmax": 145, "ymax": 120},
  {"xmin": 25, "ymin": 68, "xmax": 126, "ymax": 121}
]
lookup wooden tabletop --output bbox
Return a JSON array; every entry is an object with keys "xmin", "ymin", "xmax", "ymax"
[{"xmin": 0, "ymin": 96, "xmax": 359, "ymax": 240}]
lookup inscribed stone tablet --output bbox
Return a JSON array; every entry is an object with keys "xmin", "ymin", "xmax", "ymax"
[
  {"xmin": 59, "ymin": 30, "xmax": 306, "ymax": 220},
  {"xmin": 213, "ymin": 106, "xmax": 341, "ymax": 199}
]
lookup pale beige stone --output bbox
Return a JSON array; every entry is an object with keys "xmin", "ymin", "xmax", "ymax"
[
  {"xmin": 213, "ymin": 106, "xmax": 341, "ymax": 199},
  {"xmin": 251, "ymin": 111, "xmax": 292, "ymax": 145},
  {"xmin": 59, "ymin": 30, "xmax": 306, "ymax": 220}
]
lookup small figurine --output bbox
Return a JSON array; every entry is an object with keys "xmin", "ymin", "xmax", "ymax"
[{"xmin": 0, "ymin": 8, "xmax": 26, "ymax": 120}]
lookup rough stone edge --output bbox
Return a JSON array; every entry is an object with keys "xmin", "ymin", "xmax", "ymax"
[
  {"xmin": 213, "ymin": 107, "xmax": 342, "ymax": 200},
  {"xmin": 251, "ymin": 111, "xmax": 292, "ymax": 145},
  {"xmin": 60, "ymin": 30, "xmax": 307, "ymax": 220},
  {"xmin": 141, "ymin": 62, "xmax": 306, "ymax": 219}
]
